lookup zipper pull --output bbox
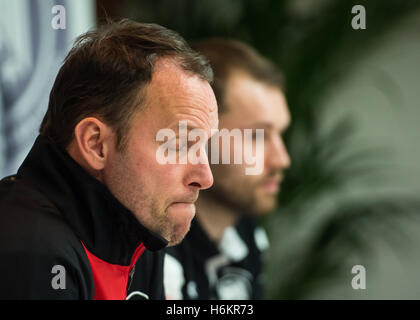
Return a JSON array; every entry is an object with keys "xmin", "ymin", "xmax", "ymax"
[{"xmin": 127, "ymin": 264, "xmax": 136, "ymax": 291}]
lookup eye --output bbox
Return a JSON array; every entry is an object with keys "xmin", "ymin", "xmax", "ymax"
[
  {"xmin": 251, "ymin": 130, "xmax": 259, "ymax": 140},
  {"xmin": 179, "ymin": 142, "xmax": 188, "ymax": 152},
  {"xmin": 168, "ymin": 138, "xmax": 188, "ymax": 152},
  {"xmin": 166, "ymin": 138, "xmax": 178, "ymax": 151},
  {"xmin": 251, "ymin": 129, "xmax": 266, "ymax": 141}
]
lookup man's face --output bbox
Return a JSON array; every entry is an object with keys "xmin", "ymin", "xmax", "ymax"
[
  {"xmin": 104, "ymin": 58, "xmax": 218, "ymax": 246},
  {"xmin": 208, "ymin": 70, "xmax": 291, "ymax": 216}
]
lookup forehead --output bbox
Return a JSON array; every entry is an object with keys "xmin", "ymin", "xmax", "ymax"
[
  {"xmin": 143, "ymin": 58, "xmax": 218, "ymax": 131},
  {"xmin": 222, "ymin": 71, "xmax": 290, "ymax": 130}
]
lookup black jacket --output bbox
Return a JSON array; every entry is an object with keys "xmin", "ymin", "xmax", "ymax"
[
  {"xmin": 0, "ymin": 135, "xmax": 167, "ymax": 299},
  {"xmin": 164, "ymin": 217, "xmax": 269, "ymax": 300}
]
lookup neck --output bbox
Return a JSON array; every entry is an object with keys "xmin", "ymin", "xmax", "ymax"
[{"xmin": 196, "ymin": 194, "xmax": 240, "ymax": 244}]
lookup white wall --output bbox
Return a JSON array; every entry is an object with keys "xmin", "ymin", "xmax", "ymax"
[{"xmin": 0, "ymin": 0, "xmax": 96, "ymax": 177}]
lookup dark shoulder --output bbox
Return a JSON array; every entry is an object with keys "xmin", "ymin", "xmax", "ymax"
[
  {"xmin": 0, "ymin": 175, "xmax": 84, "ymax": 257},
  {"xmin": 0, "ymin": 176, "xmax": 93, "ymax": 299}
]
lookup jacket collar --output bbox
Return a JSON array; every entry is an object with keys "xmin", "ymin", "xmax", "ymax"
[{"xmin": 17, "ymin": 135, "xmax": 168, "ymax": 265}]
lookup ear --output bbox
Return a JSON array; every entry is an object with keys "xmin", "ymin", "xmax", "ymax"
[{"xmin": 73, "ymin": 117, "xmax": 115, "ymax": 171}]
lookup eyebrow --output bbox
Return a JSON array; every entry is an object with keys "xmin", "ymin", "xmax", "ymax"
[
  {"xmin": 168, "ymin": 123, "xmax": 216, "ymax": 140},
  {"xmin": 169, "ymin": 124, "xmax": 203, "ymax": 133}
]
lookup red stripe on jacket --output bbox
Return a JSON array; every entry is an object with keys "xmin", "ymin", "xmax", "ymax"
[{"xmin": 81, "ymin": 241, "xmax": 146, "ymax": 300}]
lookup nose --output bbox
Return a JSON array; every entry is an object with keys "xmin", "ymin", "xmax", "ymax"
[
  {"xmin": 266, "ymin": 135, "xmax": 291, "ymax": 170},
  {"xmin": 184, "ymin": 146, "xmax": 214, "ymax": 190},
  {"xmin": 188, "ymin": 163, "xmax": 214, "ymax": 190}
]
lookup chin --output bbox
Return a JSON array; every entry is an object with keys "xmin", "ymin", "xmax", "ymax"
[
  {"xmin": 167, "ymin": 234, "xmax": 186, "ymax": 247},
  {"xmin": 167, "ymin": 222, "xmax": 192, "ymax": 247},
  {"xmin": 250, "ymin": 207, "xmax": 272, "ymax": 216},
  {"xmin": 253, "ymin": 198, "xmax": 277, "ymax": 215}
]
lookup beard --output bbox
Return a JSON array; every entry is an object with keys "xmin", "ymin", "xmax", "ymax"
[
  {"xmin": 165, "ymin": 217, "xmax": 192, "ymax": 246},
  {"xmin": 206, "ymin": 169, "xmax": 280, "ymax": 216},
  {"xmin": 104, "ymin": 151, "xmax": 168, "ymax": 240},
  {"xmin": 104, "ymin": 150, "xmax": 194, "ymax": 247}
]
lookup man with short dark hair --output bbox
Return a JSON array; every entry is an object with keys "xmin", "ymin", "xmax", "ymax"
[
  {"xmin": 163, "ymin": 38, "xmax": 291, "ymax": 300},
  {"xmin": 0, "ymin": 20, "xmax": 218, "ymax": 299}
]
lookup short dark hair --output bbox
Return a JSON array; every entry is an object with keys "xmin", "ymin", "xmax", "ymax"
[
  {"xmin": 40, "ymin": 19, "xmax": 213, "ymax": 150},
  {"xmin": 190, "ymin": 38, "xmax": 284, "ymax": 114}
]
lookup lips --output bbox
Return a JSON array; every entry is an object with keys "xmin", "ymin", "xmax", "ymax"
[
  {"xmin": 170, "ymin": 202, "xmax": 196, "ymax": 208},
  {"xmin": 168, "ymin": 202, "xmax": 196, "ymax": 217},
  {"xmin": 168, "ymin": 193, "xmax": 199, "ymax": 211},
  {"xmin": 172, "ymin": 193, "xmax": 199, "ymax": 205},
  {"xmin": 262, "ymin": 174, "xmax": 281, "ymax": 185},
  {"xmin": 260, "ymin": 175, "xmax": 282, "ymax": 194}
]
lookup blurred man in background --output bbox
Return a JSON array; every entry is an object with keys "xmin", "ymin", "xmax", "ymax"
[{"xmin": 163, "ymin": 38, "xmax": 291, "ymax": 299}]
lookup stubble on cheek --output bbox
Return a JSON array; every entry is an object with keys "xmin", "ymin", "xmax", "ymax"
[
  {"xmin": 110, "ymin": 142, "xmax": 191, "ymax": 244},
  {"xmin": 106, "ymin": 151, "xmax": 162, "ymax": 234}
]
